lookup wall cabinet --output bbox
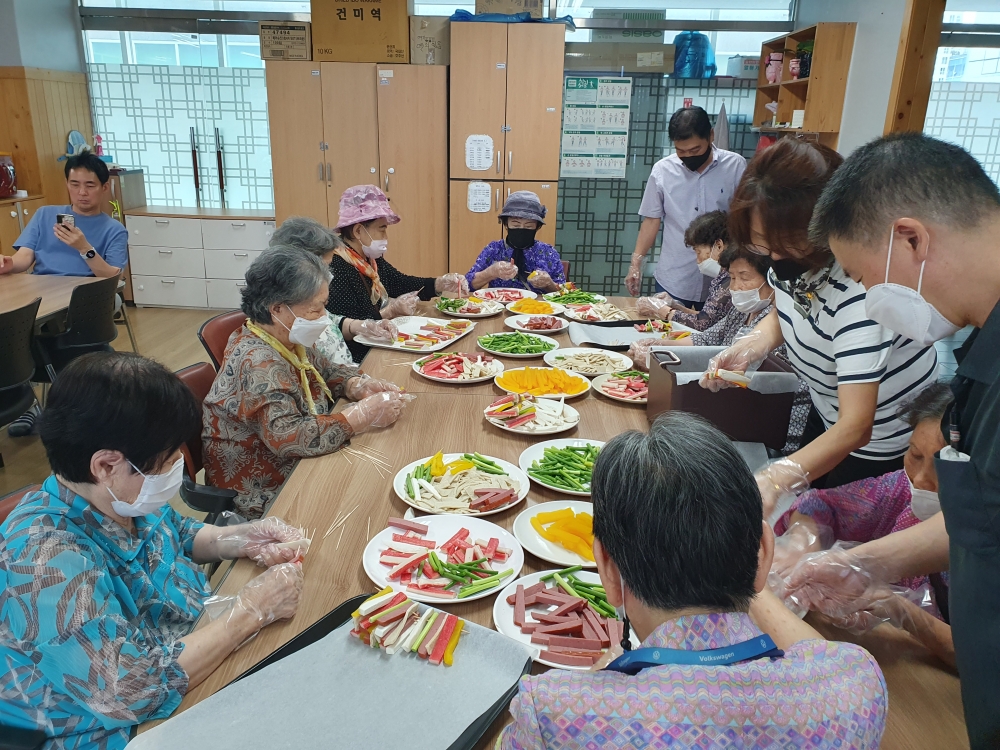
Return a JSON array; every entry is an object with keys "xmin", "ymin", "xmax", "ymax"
[
  {"xmin": 267, "ymin": 61, "xmax": 448, "ymax": 276},
  {"xmin": 450, "ymin": 23, "xmax": 564, "ymax": 182},
  {"xmin": 0, "ymin": 195, "xmax": 45, "ymax": 257}
]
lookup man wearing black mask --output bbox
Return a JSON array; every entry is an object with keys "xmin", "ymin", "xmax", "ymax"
[{"xmin": 627, "ymin": 106, "xmax": 746, "ymax": 307}]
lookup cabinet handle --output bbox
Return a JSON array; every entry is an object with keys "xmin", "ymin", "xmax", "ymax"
[
  {"xmin": 157, "ymin": 249, "xmax": 173, "ymax": 254},
  {"xmin": 23, "ymin": 209, "xmax": 29, "ymax": 215},
  {"xmin": 160, "ymin": 279, "xmax": 175, "ymax": 284},
  {"xmin": 233, "ymin": 252, "xmax": 249, "ymax": 257},
  {"xmin": 9, "ymin": 211, "xmax": 15, "ymax": 218},
  {"xmin": 496, "ymin": 151, "xmax": 501, "ymax": 174},
  {"xmin": 231, "ymin": 222, "xmax": 246, "ymax": 228},
  {"xmin": 508, "ymin": 151, "xmax": 513, "ymax": 175},
  {"xmin": 495, "ymin": 188, "xmax": 500, "ymax": 209},
  {"xmin": 318, "ymin": 162, "xmax": 324, "ymax": 181},
  {"xmin": 155, "ymin": 219, "xmax": 170, "ymax": 225},
  {"xmin": 327, "ymin": 163, "xmax": 332, "ymax": 184}
]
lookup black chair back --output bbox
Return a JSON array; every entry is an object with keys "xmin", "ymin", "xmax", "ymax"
[
  {"xmin": 0, "ymin": 298, "xmax": 41, "ymax": 390},
  {"xmin": 59, "ymin": 276, "xmax": 119, "ymax": 349}
]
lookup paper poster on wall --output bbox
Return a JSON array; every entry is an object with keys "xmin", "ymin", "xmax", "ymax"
[
  {"xmin": 561, "ymin": 77, "xmax": 631, "ymax": 179},
  {"xmin": 465, "ymin": 135, "xmax": 495, "ymax": 171},
  {"xmin": 467, "ymin": 181, "xmax": 492, "ymax": 213}
]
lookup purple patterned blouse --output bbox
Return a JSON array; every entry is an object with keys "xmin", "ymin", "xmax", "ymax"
[
  {"xmin": 499, "ymin": 611, "xmax": 887, "ymax": 750},
  {"xmin": 670, "ymin": 270, "xmax": 732, "ymax": 331},
  {"xmin": 465, "ymin": 240, "xmax": 566, "ymax": 292}
]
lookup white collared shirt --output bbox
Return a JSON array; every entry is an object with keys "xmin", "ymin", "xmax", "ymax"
[{"xmin": 638, "ymin": 145, "xmax": 747, "ymax": 302}]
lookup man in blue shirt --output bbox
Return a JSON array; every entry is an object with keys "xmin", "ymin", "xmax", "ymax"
[{"xmin": 0, "ymin": 152, "xmax": 129, "ymax": 435}]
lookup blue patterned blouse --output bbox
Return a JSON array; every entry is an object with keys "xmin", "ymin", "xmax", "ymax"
[
  {"xmin": 0, "ymin": 475, "xmax": 210, "ymax": 749},
  {"xmin": 465, "ymin": 240, "xmax": 566, "ymax": 292}
]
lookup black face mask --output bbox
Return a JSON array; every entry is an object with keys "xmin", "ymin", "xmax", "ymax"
[
  {"xmin": 505, "ymin": 227, "xmax": 538, "ymax": 251},
  {"xmin": 679, "ymin": 148, "xmax": 711, "ymax": 172},
  {"xmin": 772, "ymin": 258, "xmax": 812, "ymax": 282}
]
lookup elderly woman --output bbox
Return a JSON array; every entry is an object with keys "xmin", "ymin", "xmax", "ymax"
[
  {"xmin": 270, "ymin": 216, "xmax": 392, "ymax": 365},
  {"xmin": 329, "ymin": 185, "xmax": 468, "ymax": 362},
  {"xmin": 702, "ymin": 139, "xmax": 939, "ymax": 514},
  {"xmin": 0, "ymin": 352, "xmax": 304, "ymax": 749},
  {"xmin": 203, "ymin": 245, "xmax": 407, "ymax": 518},
  {"xmin": 465, "ymin": 191, "xmax": 565, "ymax": 293},
  {"xmin": 500, "ymin": 413, "xmax": 887, "ymax": 749},
  {"xmin": 635, "ymin": 210, "xmax": 733, "ymax": 331}
]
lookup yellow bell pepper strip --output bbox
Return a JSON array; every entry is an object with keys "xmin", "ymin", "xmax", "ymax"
[
  {"xmin": 429, "ymin": 451, "xmax": 446, "ymax": 477},
  {"xmin": 443, "ymin": 619, "xmax": 465, "ymax": 666},
  {"xmin": 534, "ymin": 508, "xmax": 576, "ymax": 525}
]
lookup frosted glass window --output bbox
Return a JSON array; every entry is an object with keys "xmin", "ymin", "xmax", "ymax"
[{"xmin": 924, "ymin": 77, "xmax": 1000, "ymax": 186}]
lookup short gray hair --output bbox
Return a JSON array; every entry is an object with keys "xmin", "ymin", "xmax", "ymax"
[
  {"xmin": 240, "ymin": 245, "xmax": 331, "ymax": 324},
  {"xmin": 270, "ymin": 216, "xmax": 344, "ymax": 259}
]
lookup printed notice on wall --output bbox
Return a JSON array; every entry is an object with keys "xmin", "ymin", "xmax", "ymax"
[
  {"xmin": 561, "ymin": 77, "xmax": 632, "ymax": 179},
  {"xmin": 467, "ymin": 181, "xmax": 492, "ymax": 213},
  {"xmin": 465, "ymin": 135, "xmax": 495, "ymax": 172}
]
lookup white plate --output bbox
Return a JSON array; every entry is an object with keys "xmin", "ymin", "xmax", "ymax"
[
  {"xmin": 513, "ymin": 500, "xmax": 596, "ymax": 568},
  {"xmin": 485, "ymin": 399, "xmax": 580, "ymax": 436},
  {"xmin": 505, "ymin": 300, "xmax": 566, "ymax": 316},
  {"xmin": 504, "ymin": 314, "xmax": 570, "ymax": 334},
  {"xmin": 494, "ymin": 367, "xmax": 592, "ymax": 400},
  {"xmin": 435, "ymin": 299, "xmax": 505, "ymax": 318},
  {"xmin": 364, "ymin": 515, "xmax": 524, "ymax": 604},
  {"xmin": 392, "ymin": 453, "xmax": 530, "ymax": 516},
  {"xmin": 592, "ymin": 372, "xmax": 648, "ymax": 404},
  {"xmin": 562, "ymin": 304, "xmax": 630, "ymax": 323},
  {"xmin": 493, "ymin": 569, "xmax": 636, "ymax": 669},
  {"xmin": 543, "ymin": 292, "xmax": 608, "ymax": 305},
  {"xmin": 518, "ymin": 438, "xmax": 605, "ymax": 497},
  {"xmin": 354, "ymin": 316, "xmax": 477, "ymax": 353},
  {"xmin": 412, "ymin": 353, "xmax": 504, "ymax": 384},
  {"xmin": 474, "ymin": 287, "xmax": 537, "ymax": 302},
  {"xmin": 542, "ymin": 347, "xmax": 633, "ymax": 378},
  {"xmin": 478, "ymin": 332, "xmax": 560, "ymax": 359}
]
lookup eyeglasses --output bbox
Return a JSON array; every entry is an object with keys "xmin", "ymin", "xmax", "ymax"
[{"xmin": 745, "ymin": 244, "xmax": 771, "ymax": 256}]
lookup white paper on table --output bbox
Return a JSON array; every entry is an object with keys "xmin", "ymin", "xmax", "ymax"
[
  {"xmin": 467, "ymin": 181, "xmax": 492, "ymax": 213},
  {"xmin": 465, "ymin": 134, "xmax": 494, "ymax": 171},
  {"xmin": 127, "ymin": 619, "xmax": 532, "ymax": 750}
]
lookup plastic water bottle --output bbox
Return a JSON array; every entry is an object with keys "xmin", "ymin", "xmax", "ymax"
[{"xmin": 672, "ymin": 31, "xmax": 717, "ymax": 79}]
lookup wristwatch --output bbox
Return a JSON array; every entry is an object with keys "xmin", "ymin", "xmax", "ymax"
[{"xmin": 80, "ymin": 248, "xmax": 97, "ymax": 260}]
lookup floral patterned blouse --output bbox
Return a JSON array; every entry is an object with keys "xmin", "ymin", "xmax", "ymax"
[
  {"xmin": 465, "ymin": 240, "xmax": 565, "ymax": 292},
  {"xmin": 0, "ymin": 475, "xmax": 209, "ymax": 750},
  {"xmin": 202, "ymin": 325, "xmax": 358, "ymax": 519},
  {"xmin": 669, "ymin": 269, "xmax": 732, "ymax": 331},
  {"xmin": 500, "ymin": 612, "xmax": 887, "ymax": 750}
]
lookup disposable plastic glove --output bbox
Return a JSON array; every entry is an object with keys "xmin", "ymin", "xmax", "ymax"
[
  {"xmin": 627, "ymin": 338, "xmax": 664, "ymax": 372},
  {"xmin": 216, "ymin": 517, "xmax": 307, "ymax": 567},
  {"xmin": 342, "ymin": 391, "xmax": 408, "ymax": 433},
  {"xmin": 381, "ymin": 291, "xmax": 420, "ymax": 319},
  {"xmin": 635, "ymin": 293, "xmax": 674, "ymax": 320},
  {"xmin": 357, "ymin": 318, "xmax": 398, "ymax": 344},
  {"xmin": 489, "ymin": 261, "xmax": 518, "ymax": 282},
  {"xmin": 755, "ymin": 458, "xmax": 810, "ymax": 519},
  {"xmin": 344, "ymin": 373, "xmax": 401, "ymax": 401},
  {"xmin": 624, "ymin": 253, "xmax": 645, "ymax": 296},
  {"xmin": 527, "ymin": 270, "xmax": 554, "ymax": 289},
  {"xmin": 698, "ymin": 330, "xmax": 772, "ymax": 392},
  {"xmin": 203, "ymin": 561, "xmax": 303, "ymax": 639},
  {"xmin": 436, "ymin": 273, "xmax": 470, "ymax": 296}
]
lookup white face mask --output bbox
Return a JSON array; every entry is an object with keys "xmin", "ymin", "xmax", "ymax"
[
  {"xmin": 697, "ymin": 258, "xmax": 722, "ymax": 278},
  {"xmin": 362, "ymin": 226, "xmax": 388, "ymax": 260},
  {"xmin": 108, "ymin": 457, "xmax": 185, "ymax": 518},
  {"xmin": 277, "ymin": 309, "xmax": 330, "ymax": 348},
  {"xmin": 731, "ymin": 282, "xmax": 771, "ymax": 314},
  {"xmin": 864, "ymin": 225, "xmax": 961, "ymax": 346},
  {"xmin": 906, "ymin": 472, "xmax": 941, "ymax": 521}
]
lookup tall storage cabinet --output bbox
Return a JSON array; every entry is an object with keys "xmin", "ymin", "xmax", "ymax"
[
  {"xmin": 448, "ymin": 22, "xmax": 564, "ymax": 275},
  {"xmin": 267, "ymin": 62, "xmax": 447, "ymax": 276}
]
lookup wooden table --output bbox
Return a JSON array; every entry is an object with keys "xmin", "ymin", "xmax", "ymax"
[
  {"xmin": 148, "ymin": 297, "xmax": 967, "ymax": 749},
  {"xmin": 0, "ymin": 273, "xmax": 102, "ymax": 321}
]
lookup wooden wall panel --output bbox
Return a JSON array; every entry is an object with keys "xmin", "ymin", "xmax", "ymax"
[{"xmin": 884, "ymin": 0, "xmax": 946, "ymax": 134}]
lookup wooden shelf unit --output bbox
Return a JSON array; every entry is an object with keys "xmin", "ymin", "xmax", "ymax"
[{"xmin": 753, "ymin": 23, "xmax": 856, "ymax": 149}]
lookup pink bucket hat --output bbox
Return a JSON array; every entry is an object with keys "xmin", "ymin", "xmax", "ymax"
[{"xmin": 335, "ymin": 184, "xmax": 401, "ymax": 229}]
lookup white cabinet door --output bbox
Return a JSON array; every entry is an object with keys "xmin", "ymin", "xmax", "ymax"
[
  {"xmin": 201, "ymin": 219, "xmax": 275, "ymax": 250},
  {"xmin": 129, "ymin": 246, "xmax": 206, "ymax": 278},
  {"xmin": 206, "ymin": 278, "xmax": 246, "ymax": 309},
  {"xmin": 204, "ymin": 249, "xmax": 262, "ymax": 280},
  {"xmin": 127, "ymin": 216, "xmax": 203, "ymax": 248},
  {"xmin": 132, "ymin": 276, "xmax": 208, "ymax": 307}
]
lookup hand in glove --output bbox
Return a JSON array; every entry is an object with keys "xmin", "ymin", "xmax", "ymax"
[
  {"xmin": 234, "ymin": 562, "xmax": 303, "ymax": 627},
  {"xmin": 626, "ymin": 338, "xmax": 664, "ymax": 372},
  {"xmin": 755, "ymin": 459, "xmax": 810, "ymax": 519},
  {"xmin": 635, "ymin": 293, "xmax": 674, "ymax": 320},
  {"xmin": 624, "ymin": 253, "xmax": 645, "ymax": 296},
  {"xmin": 343, "ymin": 391, "xmax": 407, "ymax": 433},
  {"xmin": 356, "ymin": 318, "xmax": 398, "ymax": 343},
  {"xmin": 527, "ymin": 270, "xmax": 554, "ymax": 290},
  {"xmin": 490, "ymin": 261, "xmax": 518, "ymax": 282},
  {"xmin": 216, "ymin": 517, "xmax": 307, "ymax": 567},
  {"xmin": 698, "ymin": 331, "xmax": 771, "ymax": 392},
  {"xmin": 345, "ymin": 373, "xmax": 401, "ymax": 401},
  {"xmin": 436, "ymin": 273, "xmax": 470, "ymax": 297},
  {"xmin": 381, "ymin": 291, "xmax": 420, "ymax": 319}
]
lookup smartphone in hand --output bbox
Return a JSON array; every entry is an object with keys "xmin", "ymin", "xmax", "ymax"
[{"xmin": 56, "ymin": 213, "xmax": 75, "ymax": 228}]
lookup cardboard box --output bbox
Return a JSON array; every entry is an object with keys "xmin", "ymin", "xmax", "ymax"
[
  {"xmin": 591, "ymin": 9, "xmax": 665, "ymax": 44},
  {"xmin": 410, "ymin": 17, "xmax": 450, "ymax": 65},
  {"xmin": 564, "ymin": 42, "xmax": 674, "ymax": 75},
  {"xmin": 725, "ymin": 54, "xmax": 760, "ymax": 79},
  {"xmin": 259, "ymin": 20, "xmax": 312, "ymax": 60},
  {"xmin": 475, "ymin": 0, "xmax": 544, "ymax": 19},
  {"xmin": 311, "ymin": 0, "xmax": 409, "ymax": 63}
]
